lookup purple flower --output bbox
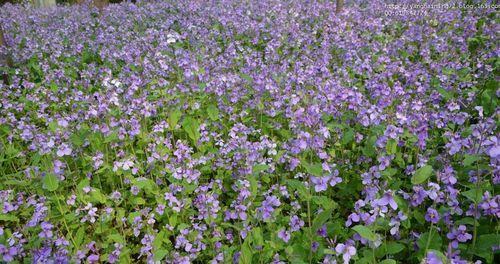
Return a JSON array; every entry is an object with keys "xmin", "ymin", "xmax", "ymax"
[
  {"xmin": 316, "ymin": 224, "xmax": 327, "ymax": 237},
  {"xmin": 311, "ymin": 176, "xmax": 330, "ymax": 192},
  {"xmin": 38, "ymin": 221, "xmax": 53, "ymax": 239},
  {"xmin": 446, "ymin": 225, "xmax": 472, "ymax": 248},
  {"xmin": 66, "ymin": 194, "xmax": 76, "ymax": 206},
  {"xmin": 374, "ymin": 191, "xmax": 398, "ymax": 210},
  {"xmin": 311, "ymin": 241, "xmax": 319, "ymax": 252},
  {"xmin": 423, "ymin": 251, "xmax": 443, "ymax": 264},
  {"xmin": 131, "ymin": 186, "xmax": 139, "ymax": 196},
  {"xmin": 257, "ymin": 195, "xmax": 281, "ymax": 220},
  {"xmin": 425, "ymin": 208, "xmax": 440, "ymax": 224},
  {"xmin": 346, "ymin": 213, "xmax": 360, "ymax": 227},
  {"xmin": 56, "ymin": 143, "xmax": 72, "ymax": 157},
  {"xmin": 87, "ymin": 254, "xmax": 100, "ymax": 263},
  {"xmin": 277, "ymin": 229, "xmax": 290, "ymax": 243},
  {"xmin": 335, "ymin": 243, "xmax": 356, "ymax": 264},
  {"xmin": 290, "ymin": 215, "xmax": 304, "ymax": 232}
]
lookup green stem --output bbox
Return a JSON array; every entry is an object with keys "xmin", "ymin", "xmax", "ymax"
[
  {"xmin": 54, "ymin": 191, "xmax": 77, "ymax": 248},
  {"xmin": 424, "ymin": 222, "xmax": 434, "ymax": 255}
]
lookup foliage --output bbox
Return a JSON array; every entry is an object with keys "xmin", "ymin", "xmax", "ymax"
[{"xmin": 0, "ymin": 1, "xmax": 498, "ymax": 263}]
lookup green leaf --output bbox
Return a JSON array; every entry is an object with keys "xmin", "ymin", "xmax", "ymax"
[
  {"xmin": 437, "ymin": 87, "xmax": 452, "ymax": 101},
  {"xmin": 182, "ymin": 117, "xmax": 200, "ymax": 142},
  {"xmin": 240, "ymin": 238, "xmax": 253, "ymax": 264},
  {"xmin": 154, "ymin": 249, "xmax": 169, "ymax": 261},
  {"xmin": 90, "ymin": 189, "xmax": 108, "ymax": 204},
  {"xmin": 168, "ymin": 109, "xmax": 182, "ymax": 130},
  {"xmin": 42, "ymin": 173, "xmax": 59, "ymax": 192},
  {"xmin": 411, "ymin": 165, "xmax": 433, "ymax": 185},
  {"xmin": 75, "ymin": 226, "xmax": 85, "ymax": 247},
  {"xmin": 417, "ymin": 230, "xmax": 442, "ymax": 251},
  {"xmin": 287, "ymin": 179, "xmax": 311, "ymax": 201},
  {"xmin": 240, "ymin": 73, "xmax": 253, "ymax": 83},
  {"xmin": 323, "ymin": 249, "xmax": 336, "ymax": 255},
  {"xmin": 252, "ymin": 164, "xmax": 270, "ymax": 174},
  {"xmin": 385, "ymin": 242, "xmax": 404, "ymax": 255},
  {"xmin": 362, "ymin": 136, "xmax": 377, "ymax": 157},
  {"xmin": 108, "ymin": 234, "xmax": 125, "ymax": 244},
  {"xmin": 413, "ymin": 210, "xmax": 425, "ymax": 224},
  {"xmin": 386, "ymin": 139, "xmax": 397, "ymax": 155},
  {"xmin": 48, "ymin": 121, "xmax": 58, "ymax": 132},
  {"xmin": 475, "ymin": 234, "xmax": 500, "ymax": 262},
  {"xmin": 312, "ymin": 208, "xmax": 333, "ymax": 232},
  {"xmin": 0, "ymin": 214, "xmax": 19, "ymax": 222},
  {"xmin": 134, "ymin": 178, "xmax": 156, "ymax": 191},
  {"xmin": 302, "ymin": 161, "xmax": 323, "ymax": 176},
  {"xmin": 207, "ymin": 104, "xmax": 219, "ymax": 121},
  {"xmin": 454, "ymin": 217, "xmax": 475, "ymax": 226},
  {"xmin": 342, "ymin": 128, "xmax": 355, "ymax": 145},
  {"xmin": 312, "ymin": 196, "xmax": 338, "ymax": 210},
  {"xmin": 463, "ymin": 154, "xmax": 481, "ymax": 166},
  {"xmin": 70, "ymin": 133, "xmax": 84, "ymax": 147},
  {"xmin": 104, "ymin": 131, "xmax": 119, "ymax": 143},
  {"xmin": 252, "ymin": 227, "xmax": 264, "ymax": 246},
  {"xmin": 379, "ymin": 260, "xmax": 396, "ymax": 264},
  {"xmin": 462, "ymin": 188, "xmax": 482, "ymax": 203},
  {"xmin": 352, "ymin": 225, "xmax": 376, "ymax": 241},
  {"xmin": 248, "ymin": 174, "xmax": 258, "ymax": 197}
]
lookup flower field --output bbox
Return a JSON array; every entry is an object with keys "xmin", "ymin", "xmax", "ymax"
[{"xmin": 0, "ymin": 1, "xmax": 498, "ymax": 263}]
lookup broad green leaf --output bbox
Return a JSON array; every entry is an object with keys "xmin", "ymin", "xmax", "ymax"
[
  {"xmin": 252, "ymin": 227, "xmax": 263, "ymax": 246},
  {"xmin": 323, "ymin": 249, "xmax": 336, "ymax": 255},
  {"xmin": 252, "ymin": 164, "xmax": 270, "ymax": 174},
  {"xmin": 108, "ymin": 234, "xmax": 125, "ymax": 244},
  {"xmin": 312, "ymin": 196, "xmax": 338, "ymax": 210},
  {"xmin": 0, "ymin": 214, "xmax": 19, "ymax": 222},
  {"xmin": 134, "ymin": 178, "xmax": 155, "ymax": 191},
  {"xmin": 90, "ymin": 189, "xmax": 108, "ymax": 204},
  {"xmin": 302, "ymin": 161, "xmax": 323, "ymax": 176},
  {"xmin": 352, "ymin": 225, "xmax": 376, "ymax": 241},
  {"xmin": 475, "ymin": 234, "xmax": 500, "ymax": 262},
  {"xmin": 154, "ymin": 249, "xmax": 169, "ymax": 261},
  {"xmin": 385, "ymin": 242, "xmax": 405, "ymax": 255},
  {"xmin": 362, "ymin": 136, "xmax": 377, "ymax": 157},
  {"xmin": 287, "ymin": 179, "xmax": 311, "ymax": 201},
  {"xmin": 462, "ymin": 188, "xmax": 482, "ymax": 203},
  {"xmin": 379, "ymin": 260, "xmax": 396, "ymax": 264},
  {"xmin": 169, "ymin": 215, "xmax": 178, "ymax": 227},
  {"xmin": 168, "ymin": 109, "xmax": 182, "ymax": 130},
  {"xmin": 413, "ymin": 210, "xmax": 425, "ymax": 224},
  {"xmin": 207, "ymin": 104, "xmax": 219, "ymax": 121},
  {"xmin": 104, "ymin": 131, "xmax": 119, "ymax": 143},
  {"xmin": 463, "ymin": 154, "xmax": 481, "ymax": 166},
  {"xmin": 312, "ymin": 208, "xmax": 333, "ymax": 232},
  {"xmin": 437, "ymin": 87, "xmax": 452, "ymax": 100},
  {"xmin": 240, "ymin": 238, "xmax": 253, "ymax": 264},
  {"xmin": 342, "ymin": 128, "xmax": 355, "ymax": 145},
  {"xmin": 42, "ymin": 173, "xmax": 59, "ymax": 191},
  {"xmin": 240, "ymin": 73, "xmax": 253, "ymax": 83},
  {"xmin": 386, "ymin": 139, "xmax": 397, "ymax": 155},
  {"xmin": 182, "ymin": 117, "xmax": 200, "ymax": 142},
  {"xmin": 248, "ymin": 174, "xmax": 258, "ymax": 197},
  {"xmin": 417, "ymin": 229, "xmax": 442, "ymax": 251},
  {"xmin": 75, "ymin": 226, "xmax": 85, "ymax": 247},
  {"xmin": 454, "ymin": 217, "xmax": 475, "ymax": 226},
  {"xmin": 411, "ymin": 165, "xmax": 433, "ymax": 185}
]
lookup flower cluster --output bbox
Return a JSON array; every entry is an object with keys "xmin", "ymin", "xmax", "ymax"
[{"xmin": 0, "ymin": 0, "xmax": 498, "ymax": 263}]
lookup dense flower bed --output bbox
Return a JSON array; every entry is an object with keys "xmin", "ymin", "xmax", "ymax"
[{"xmin": 0, "ymin": 1, "xmax": 498, "ymax": 263}]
